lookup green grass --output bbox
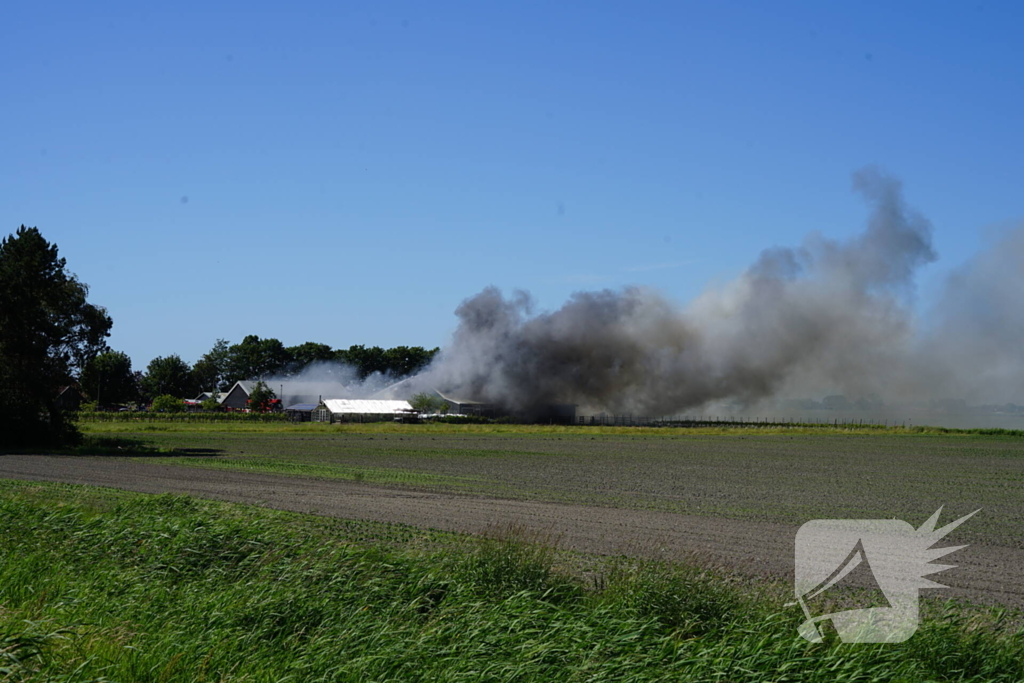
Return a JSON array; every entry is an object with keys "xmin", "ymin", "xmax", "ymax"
[{"xmin": 0, "ymin": 480, "xmax": 1022, "ymax": 682}]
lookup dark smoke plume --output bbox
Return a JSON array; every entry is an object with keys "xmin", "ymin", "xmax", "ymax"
[{"xmin": 400, "ymin": 167, "xmax": 1022, "ymax": 413}]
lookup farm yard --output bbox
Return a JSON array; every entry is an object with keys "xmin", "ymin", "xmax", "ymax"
[{"xmin": 2, "ymin": 424, "xmax": 1024, "ymax": 681}]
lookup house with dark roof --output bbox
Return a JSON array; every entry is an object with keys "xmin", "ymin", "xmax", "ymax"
[
  {"xmin": 220, "ymin": 381, "xmax": 256, "ymax": 410},
  {"xmin": 55, "ymin": 386, "xmax": 82, "ymax": 411}
]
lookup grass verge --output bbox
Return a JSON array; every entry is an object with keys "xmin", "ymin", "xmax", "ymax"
[{"xmin": 0, "ymin": 480, "xmax": 1022, "ymax": 682}]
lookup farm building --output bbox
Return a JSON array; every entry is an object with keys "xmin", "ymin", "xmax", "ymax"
[
  {"xmin": 434, "ymin": 390, "xmax": 495, "ymax": 416},
  {"xmin": 218, "ymin": 381, "xmax": 283, "ymax": 411},
  {"xmin": 194, "ymin": 391, "xmax": 227, "ymax": 404},
  {"xmin": 219, "ymin": 381, "xmax": 352, "ymax": 411},
  {"xmin": 432, "ymin": 390, "xmax": 576, "ymax": 423},
  {"xmin": 313, "ymin": 399, "xmax": 414, "ymax": 423},
  {"xmin": 55, "ymin": 386, "xmax": 82, "ymax": 411},
  {"xmin": 530, "ymin": 403, "xmax": 577, "ymax": 424},
  {"xmin": 285, "ymin": 403, "xmax": 318, "ymax": 422},
  {"xmin": 220, "ymin": 381, "xmax": 256, "ymax": 410}
]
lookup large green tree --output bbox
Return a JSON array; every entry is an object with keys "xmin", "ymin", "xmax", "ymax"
[
  {"xmin": 193, "ymin": 338, "xmax": 232, "ymax": 392},
  {"xmin": 383, "ymin": 345, "xmax": 439, "ymax": 377},
  {"xmin": 81, "ymin": 350, "xmax": 138, "ymax": 407},
  {"xmin": 336, "ymin": 344, "xmax": 438, "ymax": 379},
  {"xmin": 0, "ymin": 226, "xmax": 112, "ymax": 446},
  {"xmin": 285, "ymin": 342, "xmax": 335, "ymax": 373},
  {"xmin": 226, "ymin": 335, "xmax": 290, "ymax": 382},
  {"xmin": 192, "ymin": 336, "xmax": 439, "ymax": 386},
  {"xmin": 142, "ymin": 354, "xmax": 195, "ymax": 400},
  {"xmin": 336, "ymin": 344, "xmax": 387, "ymax": 379}
]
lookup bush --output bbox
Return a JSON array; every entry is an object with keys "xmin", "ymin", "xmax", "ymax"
[
  {"xmin": 247, "ymin": 381, "xmax": 276, "ymax": 413},
  {"xmin": 150, "ymin": 394, "xmax": 185, "ymax": 413}
]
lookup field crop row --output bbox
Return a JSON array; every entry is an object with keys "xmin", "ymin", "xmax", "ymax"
[{"xmin": 93, "ymin": 427, "xmax": 1024, "ymax": 548}]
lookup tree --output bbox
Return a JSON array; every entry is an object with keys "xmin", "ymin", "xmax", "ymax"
[
  {"xmin": 247, "ymin": 380, "xmax": 276, "ymax": 412},
  {"xmin": 194, "ymin": 338, "xmax": 232, "ymax": 392},
  {"xmin": 226, "ymin": 335, "xmax": 290, "ymax": 382},
  {"xmin": 336, "ymin": 344, "xmax": 439, "ymax": 379},
  {"xmin": 142, "ymin": 355, "xmax": 195, "ymax": 400},
  {"xmin": 284, "ymin": 341, "xmax": 335, "ymax": 373},
  {"xmin": 384, "ymin": 345, "xmax": 439, "ymax": 377},
  {"xmin": 81, "ymin": 350, "xmax": 137, "ymax": 407},
  {"xmin": 0, "ymin": 226, "xmax": 112, "ymax": 446},
  {"xmin": 336, "ymin": 344, "xmax": 383, "ymax": 379},
  {"xmin": 410, "ymin": 392, "xmax": 445, "ymax": 413},
  {"xmin": 191, "ymin": 358, "xmax": 221, "ymax": 395}
]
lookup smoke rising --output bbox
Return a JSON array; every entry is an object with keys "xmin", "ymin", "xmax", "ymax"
[
  {"xmin": 265, "ymin": 361, "xmax": 396, "ymax": 406},
  {"xmin": 399, "ymin": 167, "xmax": 1022, "ymax": 413},
  {"xmin": 914, "ymin": 228, "xmax": 1024, "ymax": 404}
]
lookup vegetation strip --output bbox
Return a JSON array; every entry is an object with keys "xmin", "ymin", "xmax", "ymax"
[{"xmin": 1, "ymin": 480, "xmax": 1023, "ymax": 682}]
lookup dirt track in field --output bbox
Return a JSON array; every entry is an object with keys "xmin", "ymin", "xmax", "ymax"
[{"xmin": 2, "ymin": 454, "xmax": 1022, "ymax": 609}]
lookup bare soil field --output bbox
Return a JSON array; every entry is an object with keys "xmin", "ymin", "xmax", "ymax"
[
  {"xmin": 101, "ymin": 429, "xmax": 1024, "ymax": 547},
  {"xmin": 3, "ymin": 432, "xmax": 1024, "ymax": 609}
]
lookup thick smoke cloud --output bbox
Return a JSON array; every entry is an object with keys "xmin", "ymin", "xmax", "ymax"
[
  {"xmin": 402, "ymin": 167, "xmax": 1022, "ymax": 413},
  {"xmin": 914, "ymin": 229, "xmax": 1024, "ymax": 404}
]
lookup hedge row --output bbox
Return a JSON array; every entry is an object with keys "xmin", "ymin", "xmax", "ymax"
[{"xmin": 77, "ymin": 412, "xmax": 290, "ymax": 423}]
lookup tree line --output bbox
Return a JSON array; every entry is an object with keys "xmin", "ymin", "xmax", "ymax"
[
  {"xmin": 0, "ymin": 225, "xmax": 438, "ymax": 446},
  {"xmin": 83, "ymin": 339, "xmax": 439, "ymax": 408}
]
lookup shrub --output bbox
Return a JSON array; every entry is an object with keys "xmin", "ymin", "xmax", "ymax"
[{"xmin": 150, "ymin": 394, "xmax": 185, "ymax": 413}]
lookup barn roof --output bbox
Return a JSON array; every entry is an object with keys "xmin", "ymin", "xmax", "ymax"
[
  {"xmin": 322, "ymin": 399, "xmax": 413, "ymax": 414},
  {"xmin": 435, "ymin": 390, "xmax": 490, "ymax": 406},
  {"xmin": 223, "ymin": 381, "xmax": 256, "ymax": 396},
  {"xmin": 285, "ymin": 403, "xmax": 319, "ymax": 411}
]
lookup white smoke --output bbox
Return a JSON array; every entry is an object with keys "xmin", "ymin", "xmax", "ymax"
[{"xmin": 264, "ymin": 361, "xmax": 397, "ymax": 405}]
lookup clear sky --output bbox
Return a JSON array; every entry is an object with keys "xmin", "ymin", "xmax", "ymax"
[{"xmin": 4, "ymin": 1, "xmax": 1022, "ymax": 371}]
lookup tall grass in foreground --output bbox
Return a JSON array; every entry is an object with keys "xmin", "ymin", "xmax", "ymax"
[{"xmin": 0, "ymin": 483, "xmax": 1021, "ymax": 682}]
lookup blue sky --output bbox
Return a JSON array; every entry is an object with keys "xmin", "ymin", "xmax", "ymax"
[{"xmin": 4, "ymin": 1, "xmax": 1022, "ymax": 370}]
